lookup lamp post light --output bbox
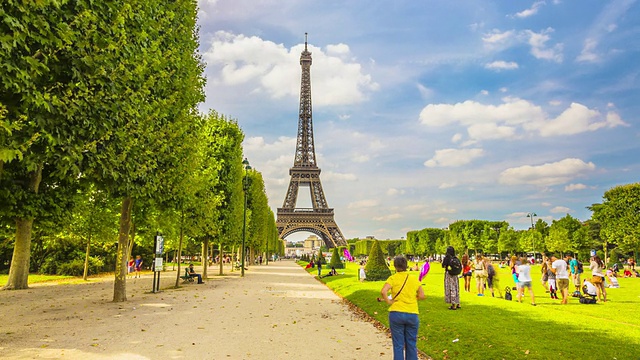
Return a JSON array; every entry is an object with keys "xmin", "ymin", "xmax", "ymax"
[
  {"xmin": 526, "ymin": 212, "xmax": 537, "ymax": 261},
  {"xmin": 241, "ymin": 158, "xmax": 251, "ymax": 277}
]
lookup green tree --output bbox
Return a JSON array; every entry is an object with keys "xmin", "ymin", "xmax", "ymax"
[
  {"xmin": 364, "ymin": 240, "xmax": 391, "ymax": 281},
  {"xmin": 591, "ymin": 183, "xmax": 640, "ymax": 262},
  {"xmin": 329, "ymin": 246, "xmax": 344, "ymax": 269}
]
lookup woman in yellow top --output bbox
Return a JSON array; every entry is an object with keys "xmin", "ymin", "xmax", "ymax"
[{"xmin": 380, "ymin": 256, "xmax": 426, "ymax": 360}]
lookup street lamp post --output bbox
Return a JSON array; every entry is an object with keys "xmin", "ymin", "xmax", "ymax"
[
  {"xmin": 241, "ymin": 158, "xmax": 251, "ymax": 277},
  {"xmin": 526, "ymin": 212, "xmax": 537, "ymax": 261}
]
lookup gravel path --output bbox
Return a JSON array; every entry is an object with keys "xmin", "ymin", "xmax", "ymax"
[{"xmin": 0, "ymin": 260, "xmax": 393, "ymax": 359}]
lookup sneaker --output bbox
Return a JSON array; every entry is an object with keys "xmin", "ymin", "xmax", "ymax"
[{"xmin": 477, "ymin": 294, "xmax": 484, "ymax": 297}]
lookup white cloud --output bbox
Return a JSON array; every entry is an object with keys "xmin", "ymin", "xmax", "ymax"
[
  {"xmin": 348, "ymin": 199, "xmax": 379, "ymax": 209},
  {"xmin": 525, "ymin": 28, "xmax": 563, "ymax": 62},
  {"xmin": 513, "ymin": 1, "xmax": 546, "ymax": 18},
  {"xmin": 480, "ymin": 90, "xmax": 489, "ymax": 96},
  {"xmin": 202, "ymin": 31, "xmax": 378, "ymax": 106},
  {"xmin": 467, "ymin": 123, "xmax": 517, "ymax": 140},
  {"xmin": 485, "ymin": 60, "xmax": 519, "ymax": 70},
  {"xmin": 373, "ymin": 213, "xmax": 403, "ymax": 221},
  {"xmin": 550, "ymin": 206, "xmax": 571, "ymax": 213},
  {"xmin": 424, "ymin": 148, "xmax": 484, "ymax": 168},
  {"xmin": 439, "ymin": 182, "xmax": 457, "ymax": 189},
  {"xmin": 323, "ymin": 171, "xmax": 357, "ymax": 182},
  {"xmin": 541, "ymin": 202, "xmax": 552, "ymax": 207},
  {"xmin": 451, "ymin": 133, "xmax": 463, "ymax": 143},
  {"xmin": 548, "ymin": 100, "xmax": 562, "ymax": 106},
  {"xmin": 387, "ymin": 188, "xmax": 406, "ymax": 196},
  {"xmin": 420, "ymin": 97, "xmax": 545, "ymax": 128},
  {"xmin": 576, "ymin": 38, "xmax": 600, "ymax": 63},
  {"xmin": 537, "ymin": 103, "xmax": 628, "ymax": 136},
  {"xmin": 565, "ymin": 183, "xmax": 587, "ymax": 191},
  {"xmin": 420, "ymin": 98, "xmax": 627, "ymax": 138},
  {"xmin": 338, "ymin": 114, "xmax": 351, "ymax": 120},
  {"xmin": 482, "ymin": 29, "xmax": 517, "ymax": 50},
  {"xmin": 499, "ymin": 158, "xmax": 596, "ymax": 186},
  {"xmin": 499, "ymin": 87, "xmax": 508, "ymax": 93},
  {"xmin": 417, "ymin": 83, "xmax": 434, "ymax": 98}
]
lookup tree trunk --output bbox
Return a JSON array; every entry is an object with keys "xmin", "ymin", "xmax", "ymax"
[
  {"xmin": 3, "ymin": 164, "xmax": 42, "ymax": 290},
  {"xmin": 113, "ymin": 196, "xmax": 133, "ymax": 302},
  {"xmin": 202, "ymin": 237, "xmax": 209, "ymax": 279},
  {"xmin": 82, "ymin": 233, "xmax": 92, "ymax": 280},
  {"xmin": 174, "ymin": 210, "xmax": 184, "ymax": 287},
  {"xmin": 127, "ymin": 219, "xmax": 136, "ymax": 261},
  {"xmin": 218, "ymin": 241, "xmax": 224, "ymax": 275},
  {"xmin": 249, "ymin": 247, "xmax": 255, "ymax": 266}
]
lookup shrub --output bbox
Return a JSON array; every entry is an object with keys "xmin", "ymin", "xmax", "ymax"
[
  {"xmin": 329, "ymin": 247, "xmax": 344, "ymax": 269},
  {"xmin": 57, "ymin": 257, "xmax": 105, "ymax": 276},
  {"xmin": 364, "ymin": 240, "xmax": 391, "ymax": 281},
  {"xmin": 317, "ymin": 250, "xmax": 325, "ymax": 265}
]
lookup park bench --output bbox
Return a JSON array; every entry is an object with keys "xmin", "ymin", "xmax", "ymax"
[{"xmin": 180, "ymin": 268, "xmax": 194, "ymax": 283}]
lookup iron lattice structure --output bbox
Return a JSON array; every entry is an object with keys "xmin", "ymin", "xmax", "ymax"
[{"xmin": 276, "ymin": 34, "xmax": 346, "ymax": 248}]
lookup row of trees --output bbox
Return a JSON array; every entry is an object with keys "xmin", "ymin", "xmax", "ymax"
[
  {"xmin": 348, "ymin": 183, "xmax": 638, "ymax": 264},
  {"xmin": 1, "ymin": 1, "xmax": 282, "ymax": 300}
]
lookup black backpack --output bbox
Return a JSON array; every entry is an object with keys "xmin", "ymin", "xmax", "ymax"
[
  {"xmin": 505, "ymin": 287, "xmax": 512, "ymax": 301},
  {"xmin": 576, "ymin": 261, "xmax": 584, "ymax": 274},
  {"xmin": 448, "ymin": 256, "xmax": 462, "ymax": 276}
]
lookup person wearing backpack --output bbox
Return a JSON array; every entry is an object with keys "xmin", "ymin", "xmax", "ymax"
[{"xmin": 442, "ymin": 246, "xmax": 461, "ymax": 310}]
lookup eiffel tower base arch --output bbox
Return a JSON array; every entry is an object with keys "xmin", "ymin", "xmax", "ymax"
[{"xmin": 277, "ymin": 209, "xmax": 346, "ymax": 248}]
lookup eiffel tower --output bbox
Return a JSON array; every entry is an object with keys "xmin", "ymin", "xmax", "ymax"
[{"xmin": 276, "ymin": 34, "xmax": 347, "ymax": 248}]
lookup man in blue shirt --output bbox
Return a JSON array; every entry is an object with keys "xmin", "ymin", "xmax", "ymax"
[{"xmin": 568, "ymin": 255, "xmax": 581, "ymax": 292}]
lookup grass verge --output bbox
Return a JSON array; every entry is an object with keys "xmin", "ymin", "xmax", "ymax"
[{"xmin": 302, "ymin": 261, "xmax": 640, "ymax": 359}]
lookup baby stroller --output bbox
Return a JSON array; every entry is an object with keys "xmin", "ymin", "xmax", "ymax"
[{"xmin": 579, "ymin": 281, "xmax": 597, "ymax": 304}]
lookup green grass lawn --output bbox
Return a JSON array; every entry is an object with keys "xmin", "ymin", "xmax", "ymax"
[
  {"xmin": 0, "ymin": 274, "xmax": 77, "ymax": 285},
  {"xmin": 305, "ymin": 261, "xmax": 640, "ymax": 359}
]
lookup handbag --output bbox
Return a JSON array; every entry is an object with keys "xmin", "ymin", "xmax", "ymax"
[{"xmin": 504, "ymin": 286, "xmax": 512, "ymax": 301}]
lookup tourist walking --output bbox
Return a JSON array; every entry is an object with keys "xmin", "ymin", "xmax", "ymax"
[
  {"xmin": 510, "ymin": 255, "xmax": 520, "ymax": 289},
  {"xmin": 380, "ymin": 256, "xmax": 426, "ymax": 360},
  {"xmin": 590, "ymin": 256, "xmax": 607, "ymax": 302},
  {"xmin": 134, "ymin": 255, "xmax": 143, "ymax": 278},
  {"xmin": 516, "ymin": 257, "xmax": 536, "ymax": 306},
  {"xmin": 461, "ymin": 253, "xmax": 472, "ymax": 292},
  {"xmin": 551, "ymin": 254, "xmax": 570, "ymax": 304},
  {"xmin": 474, "ymin": 254, "xmax": 487, "ymax": 296},
  {"xmin": 442, "ymin": 246, "xmax": 461, "ymax": 310}
]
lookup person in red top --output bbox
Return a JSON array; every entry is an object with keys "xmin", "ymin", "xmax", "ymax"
[{"xmin": 461, "ymin": 253, "xmax": 472, "ymax": 292}]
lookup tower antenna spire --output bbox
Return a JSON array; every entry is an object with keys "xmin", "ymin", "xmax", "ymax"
[{"xmin": 304, "ymin": 32, "xmax": 308, "ymax": 51}]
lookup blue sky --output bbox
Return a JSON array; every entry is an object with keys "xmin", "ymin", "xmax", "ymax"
[{"xmin": 196, "ymin": 0, "xmax": 640, "ymax": 241}]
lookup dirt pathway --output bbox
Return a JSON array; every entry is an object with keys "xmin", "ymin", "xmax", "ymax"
[{"xmin": 0, "ymin": 260, "xmax": 392, "ymax": 359}]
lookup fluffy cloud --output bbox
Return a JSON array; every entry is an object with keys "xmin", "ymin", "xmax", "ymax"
[
  {"xmin": 513, "ymin": 1, "xmax": 546, "ymax": 18},
  {"xmin": 564, "ymin": 183, "xmax": 587, "ymax": 191},
  {"xmin": 387, "ymin": 188, "xmax": 406, "ymax": 196},
  {"xmin": 485, "ymin": 60, "xmax": 519, "ymax": 70},
  {"xmin": 348, "ymin": 199, "xmax": 380, "ymax": 209},
  {"xmin": 424, "ymin": 148, "xmax": 484, "ymax": 167},
  {"xmin": 419, "ymin": 97, "xmax": 627, "ymax": 140},
  {"xmin": 576, "ymin": 38, "xmax": 600, "ymax": 63},
  {"xmin": 439, "ymin": 182, "xmax": 457, "ymax": 189},
  {"xmin": 499, "ymin": 158, "xmax": 596, "ymax": 186},
  {"xmin": 202, "ymin": 31, "xmax": 378, "ymax": 106},
  {"xmin": 482, "ymin": 29, "xmax": 517, "ymax": 50},
  {"xmin": 525, "ymin": 28, "xmax": 563, "ymax": 62},
  {"xmin": 550, "ymin": 206, "xmax": 571, "ymax": 213}
]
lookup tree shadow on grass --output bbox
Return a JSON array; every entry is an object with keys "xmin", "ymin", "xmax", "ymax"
[{"xmin": 341, "ymin": 290, "xmax": 640, "ymax": 360}]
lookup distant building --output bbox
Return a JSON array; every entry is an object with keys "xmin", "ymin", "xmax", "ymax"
[{"xmin": 285, "ymin": 235, "xmax": 322, "ymax": 258}]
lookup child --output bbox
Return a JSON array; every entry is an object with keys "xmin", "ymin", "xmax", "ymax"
[
  {"xmin": 547, "ymin": 259, "xmax": 558, "ymax": 299},
  {"xmin": 359, "ymin": 263, "xmax": 366, "ymax": 282},
  {"xmin": 127, "ymin": 257, "xmax": 135, "ymax": 277}
]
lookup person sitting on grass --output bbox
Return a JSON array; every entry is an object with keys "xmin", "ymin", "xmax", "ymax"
[{"xmin": 188, "ymin": 264, "xmax": 204, "ymax": 284}]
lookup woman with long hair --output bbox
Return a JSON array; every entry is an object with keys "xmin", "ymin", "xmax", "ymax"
[
  {"xmin": 590, "ymin": 256, "xmax": 607, "ymax": 302},
  {"xmin": 442, "ymin": 246, "xmax": 461, "ymax": 309},
  {"xmin": 461, "ymin": 253, "xmax": 472, "ymax": 292}
]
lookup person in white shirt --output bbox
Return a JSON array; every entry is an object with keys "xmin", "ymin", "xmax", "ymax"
[
  {"xmin": 516, "ymin": 257, "xmax": 536, "ymax": 306},
  {"xmin": 551, "ymin": 254, "xmax": 570, "ymax": 304},
  {"xmin": 589, "ymin": 256, "xmax": 607, "ymax": 302},
  {"xmin": 583, "ymin": 279, "xmax": 597, "ymax": 297}
]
